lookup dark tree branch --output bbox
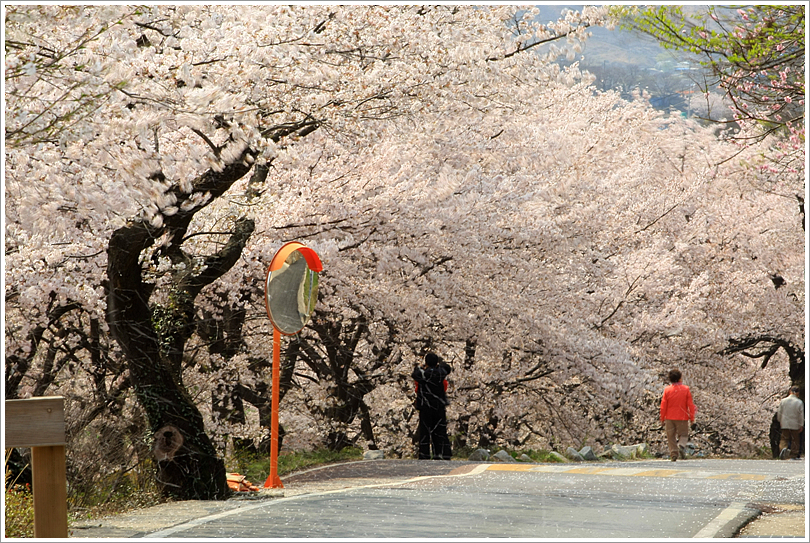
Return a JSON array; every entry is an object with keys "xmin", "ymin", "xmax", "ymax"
[
  {"xmin": 719, "ymin": 334, "xmax": 805, "ymax": 386},
  {"xmin": 488, "ymin": 23, "xmax": 592, "ymax": 61},
  {"xmin": 190, "ymin": 127, "xmax": 221, "ymax": 157},
  {"xmin": 5, "ymin": 298, "xmax": 81, "ymax": 398}
]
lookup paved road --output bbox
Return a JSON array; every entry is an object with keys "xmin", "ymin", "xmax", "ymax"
[{"xmin": 73, "ymin": 458, "xmax": 805, "ymax": 539}]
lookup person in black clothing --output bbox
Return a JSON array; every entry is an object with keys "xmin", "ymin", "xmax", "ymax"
[{"xmin": 412, "ymin": 352, "xmax": 452, "ymax": 460}]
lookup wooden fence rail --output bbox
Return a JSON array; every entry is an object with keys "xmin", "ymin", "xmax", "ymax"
[{"xmin": 4, "ymin": 396, "xmax": 68, "ymax": 538}]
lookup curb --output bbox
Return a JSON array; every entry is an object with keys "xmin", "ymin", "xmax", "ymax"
[
  {"xmin": 705, "ymin": 504, "xmax": 762, "ymax": 538},
  {"xmin": 737, "ymin": 506, "xmax": 806, "ymax": 538}
]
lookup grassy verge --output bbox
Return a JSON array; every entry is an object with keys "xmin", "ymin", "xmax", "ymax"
[
  {"xmin": 5, "ymin": 449, "xmax": 34, "ymax": 537},
  {"xmin": 510, "ymin": 448, "xmax": 567, "ymax": 462},
  {"xmin": 230, "ymin": 446, "xmax": 364, "ymax": 484},
  {"xmin": 68, "ymin": 472, "xmax": 163, "ymax": 524}
]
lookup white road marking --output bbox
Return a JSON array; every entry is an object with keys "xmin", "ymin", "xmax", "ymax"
[{"xmin": 692, "ymin": 502, "xmax": 752, "ymax": 538}]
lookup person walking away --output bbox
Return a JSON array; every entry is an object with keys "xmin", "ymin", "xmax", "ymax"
[
  {"xmin": 660, "ymin": 369, "xmax": 696, "ymax": 462},
  {"xmin": 412, "ymin": 352, "xmax": 452, "ymax": 460},
  {"xmin": 777, "ymin": 386, "xmax": 804, "ymax": 460}
]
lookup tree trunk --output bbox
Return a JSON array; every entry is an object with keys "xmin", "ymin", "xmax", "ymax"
[
  {"xmin": 105, "ymin": 146, "xmax": 256, "ymax": 500},
  {"xmin": 294, "ymin": 311, "xmax": 391, "ymax": 450},
  {"xmin": 107, "ymin": 223, "xmax": 228, "ymax": 500}
]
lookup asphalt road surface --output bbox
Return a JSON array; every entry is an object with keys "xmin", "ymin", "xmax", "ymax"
[{"xmin": 128, "ymin": 458, "xmax": 804, "ymax": 539}]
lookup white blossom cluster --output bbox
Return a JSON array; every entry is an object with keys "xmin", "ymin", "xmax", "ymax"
[{"xmin": 5, "ymin": 5, "xmax": 802, "ymax": 462}]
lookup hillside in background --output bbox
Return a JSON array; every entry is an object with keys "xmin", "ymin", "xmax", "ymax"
[
  {"xmin": 536, "ymin": 4, "xmax": 686, "ymax": 68},
  {"xmin": 538, "ymin": 5, "xmax": 710, "ymax": 114}
]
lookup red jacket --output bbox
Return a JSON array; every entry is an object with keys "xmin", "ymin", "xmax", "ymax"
[
  {"xmin": 660, "ymin": 382, "xmax": 696, "ymax": 422},
  {"xmin": 415, "ymin": 380, "xmax": 448, "ymax": 393}
]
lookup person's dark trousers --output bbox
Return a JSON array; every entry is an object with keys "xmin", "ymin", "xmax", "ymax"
[
  {"xmin": 418, "ymin": 407, "xmax": 451, "ymax": 460},
  {"xmin": 417, "ymin": 410, "xmax": 433, "ymax": 459},
  {"xmin": 435, "ymin": 409, "xmax": 451, "ymax": 460}
]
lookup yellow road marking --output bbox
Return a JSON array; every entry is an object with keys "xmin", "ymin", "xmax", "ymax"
[
  {"xmin": 706, "ymin": 473, "xmax": 769, "ymax": 480},
  {"xmin": 485, "ymin": 464, "xmax": 535, "ymax": 471},
  {"xmin": 562, "ymin": 467, "xmax": 616, "ymax": 475},
  {"xmin": 483, "ymin": 464, "xmax": 773, "ymax": 481},
  {"xmin": 632, "ymin": 469, "xmax": 684, "ymax": 477}
]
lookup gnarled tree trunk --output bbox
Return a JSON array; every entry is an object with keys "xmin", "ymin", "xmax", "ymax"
[{"xmin": 106, "ymin": 146, "xmax": 256, "ymax": 500}]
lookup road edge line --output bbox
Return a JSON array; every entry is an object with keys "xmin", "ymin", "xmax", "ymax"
[
  {"xmin": 692, "ymin": 501, "xmax": 761, "ymax": 538},
  {"xmin": 145, "ymin": 467, "xmax": 495, "ymax": 538}
]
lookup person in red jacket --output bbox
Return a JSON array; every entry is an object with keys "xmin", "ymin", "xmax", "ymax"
[{"xmin": 660, "ymin": 369, "xmax": 696, "ymax": 462}]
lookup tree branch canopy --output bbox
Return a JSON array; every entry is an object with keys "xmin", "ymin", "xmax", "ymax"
[{"xmin": 616, "ymin": 6, "xmax": 804, "ymax": 134}]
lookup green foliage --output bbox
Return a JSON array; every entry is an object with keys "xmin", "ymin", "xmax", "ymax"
[
  {"xmin": 4, "ymin": 483, "xmax": 34, "ymax": 538},
  {"xmin": 635, "ymin": 448, "xmax": 656, "ymax": 460},
  {"xmin": 449, "ymin": 444, "xmax": 476, "ymax": 460},
  {"xmin": 4, "ymin": 451, "xmax": 161, "ymax": 535},
  {"xmin": 525, "ymin": 449, "xmax": 567, "ymax": 463},
  {"xmin": 752, "ymin": 445, "xmax": 774, "ymax": 459},
  {"xmin": 614, "ymin": 5, "xmax": 804, "ymax": 62},
  {"xmin": 229, "ymin": 447, "xmax": 364, "ymax": 484},
  {"xmin": 4, "ymin": 452, "xmax": 34, "ymax": 538},
  {"xmin": 491, "ymin": 447, "xmax": 566, "ymax": 463},
  {"xmin": 613, "ymin": 5, "xmax": 804, "ymax": 126}
]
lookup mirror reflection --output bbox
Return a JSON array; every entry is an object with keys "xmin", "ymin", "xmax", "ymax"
[{"xmin": 266, "ymin": 250, "xmax": 319, "ymax": 335}]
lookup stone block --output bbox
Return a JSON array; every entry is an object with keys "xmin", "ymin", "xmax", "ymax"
[
  {"xmin": 565, "ymin": 446, "xmax": 584, "ymax": 462},
  {"xmin": 493, "ymin": 450, "xmax": 516, "ymax": 462},
  {"xmin": 363, "ymin": 450, "xmax": 384, "ymax": 460},
  {"xmin": 611, "ymin": 444, "xmax": 639, "ymax": 459},
  {"xmin": 547, "ymin": 451, "xmax": 567, "ymax": 463},
  {"xmin": 468, "ymin": 448, "xmax": 490, "ymax": 461},
  {"xmin": 579, "ymin": 446, "xmax": 598, "ymax": 461}
]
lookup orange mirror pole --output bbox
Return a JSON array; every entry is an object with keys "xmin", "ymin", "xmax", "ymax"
[
  {"xmin": 264, "ymin": 327, "xmax": 284, "ymax": 489},
  {"xmin": 263, "ymin": 241, "xmax": 322, "ymax": 490}
]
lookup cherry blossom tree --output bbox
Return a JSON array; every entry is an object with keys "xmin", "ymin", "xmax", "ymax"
[
  {"xmin": 5, "ymin": 4, "xmax": 609, "ymax": 498},
  {"xmin": 5, "ymin": 4, "xmax": 802, "ymax": 503},
  {"xmin": 261, "ymin": 82, "xmax": 802, "ymax": 456},
  {"xmin": 613, "ymin": 7, "xmax": 805, "ymax": 452}
]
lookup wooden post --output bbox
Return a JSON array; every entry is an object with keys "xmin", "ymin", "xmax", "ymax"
[
  {"xmin": 5, "ymin": 396, "xmax": 68, "ymax": 538},
  {"xmin": 31, "ymin": 445, "xmax": 68, "ymax": 537}
]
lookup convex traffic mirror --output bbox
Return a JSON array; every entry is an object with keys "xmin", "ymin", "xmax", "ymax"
[{"xmin": 264, "ymin": 242, "xmax": 323, "ymax": 335}]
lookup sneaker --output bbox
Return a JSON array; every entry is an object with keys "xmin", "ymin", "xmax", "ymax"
[{"xmin": 779, "ymin": 448, "xmax": 789, "ymax": 460}]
